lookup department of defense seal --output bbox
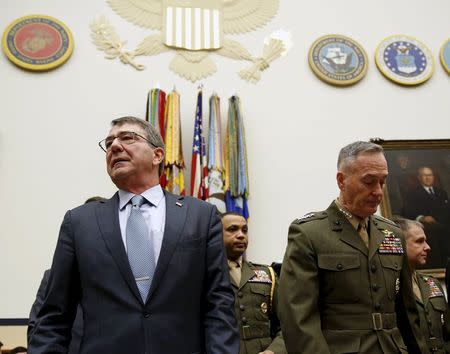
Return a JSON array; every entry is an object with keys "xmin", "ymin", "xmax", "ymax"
[
  {"xmin": 2, "ymin": 14, "xmax": 74, "ymax": 71},
  {"xmin": 440, "ymin": 38, "xmax": 450, "ymax": 75},
  {"xmin": 308, "ymin": 34, "xmax": 368, "ymax": 86},
  {"xmin": 375, "ymin": 34, "xmax": 434, "ymax": 85}
]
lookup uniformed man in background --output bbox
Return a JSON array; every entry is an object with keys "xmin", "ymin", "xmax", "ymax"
[
  {"xmin": 278, "ymin": 141, "xmax": 429, "ymax": 354},
  {"xmin": 394, "ymin": 217, "xmax": 450, "ymax": 353},
  {"xmin": 222, "ymin": 212, "xmax": 287, "ymax": 354}
]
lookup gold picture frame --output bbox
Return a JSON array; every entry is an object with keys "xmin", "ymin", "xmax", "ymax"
[{"xmin": 372, "ymin": 138, "xmax": 450, "ymax": 278}]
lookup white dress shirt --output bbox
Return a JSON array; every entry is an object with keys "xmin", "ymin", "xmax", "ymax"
[{"xmin": 118, "ymin": 185, "xmax": 166, "ymax": 265}]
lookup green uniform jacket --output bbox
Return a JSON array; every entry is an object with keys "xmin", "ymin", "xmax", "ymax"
[
  {"xmin": 416, "ymin": 272, "xmax": 450, "ymax": 353},
  {"xmin": 278, "ymin": 201, "xmax": 429, "ymax": 354},
  {"xmin": 232, "ymin": 261, "xmax": 287, "ymax": 354}
]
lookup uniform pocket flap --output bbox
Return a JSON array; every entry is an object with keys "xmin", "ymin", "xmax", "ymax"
[
  {"xmin": 318, "ymin": 254, "xmax": 360, "ymax": 271},
  {"xmin": 250, "ymin": 283, "xmax": 270, "ymax": 295},
  {"xmin": 430, "ymin": 297, "xmax": 447, "ymax": 311},
  {"xmin": 379, "ymin": 256, "xmax": 402, "ymax": 270}
]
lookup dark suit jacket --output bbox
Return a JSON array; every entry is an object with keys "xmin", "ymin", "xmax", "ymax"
[
  {"xmin": 28, "ymin": 191, "xmax": 239, "ymax": 354},
  {"xmin": 403, "ymin": 185, "xmax": 450, "ymax": 226},
  {"xmin": 28, "ymin": 270, "xmax": 82, "ymax": 354}
]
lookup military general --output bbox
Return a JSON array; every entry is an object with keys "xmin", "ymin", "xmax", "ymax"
[
  {"xmin": 222, "ymin": 212, "xmax": 287, "ymax": 354},
  {"xmin": 278, "ymin": 141, "xmax": 429, "ymax": 354},
  {"xmin": 394, "ymin": 217, "xmax": 450, "ymax": 353}
]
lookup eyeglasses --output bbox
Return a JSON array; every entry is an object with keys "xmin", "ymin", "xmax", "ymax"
[{"xmin": 98, "ymin": 131, "xmax": 156, "ymax": 152}]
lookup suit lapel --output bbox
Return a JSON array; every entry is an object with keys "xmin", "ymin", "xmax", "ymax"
[
  {"xmin": 417, "ymin": 274, "xmax": 429, "ymax": 306},
  {"xmin": 239, "ymin": 261, "xmax": 255, "ymax": 289},
  {"xmin": 146, "ymin": 191, "xmax": 187, "ymax": 301},
  {"xmin": 327, "ymin": 202, "xmax": 368, "ymax": 256},
  {"xmin": 96, "ymin": 193, "xmax": 142, "ymax": 303},
  {"xmin": 368, "ymin": 217, "xmax": 387, "ymax": 260}
]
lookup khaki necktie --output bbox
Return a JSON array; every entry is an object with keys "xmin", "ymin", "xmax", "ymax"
[
  {"xmin": 357, "ymin": 221, "xmax": 369, "ymax": 248},
  {"xmin": 229, "ymin": 261, "xmax": 241, "ymax": 285}
]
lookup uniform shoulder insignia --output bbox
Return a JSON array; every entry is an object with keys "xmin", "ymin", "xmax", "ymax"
[
  {"xmin": 373, "ymin": 214, "xmax": 398, "ymax": 227},
  {"xmin": 294, "ymin": 211, "xmax": 327, "ymax": 224},
  {"xmin": 248, "ymin": 262, "xmax": 269, "ymax": 269}
]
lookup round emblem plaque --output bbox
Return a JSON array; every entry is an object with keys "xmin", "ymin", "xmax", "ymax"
[
  {"xmin": 440, "ymin": 38, "xmax": 450, "ymax": 75},
  {"xmin": 2, "ymin": 14, "xmax": 74, "ymax": 71},
  {"xmin": 375, "ymin": 35, "xmax": 434, "ymax": 85},
  {"xmin": 308, "ymin": 34, "xmax": 368, "ymax": 86}
]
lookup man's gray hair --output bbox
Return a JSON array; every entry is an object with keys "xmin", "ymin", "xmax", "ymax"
[
  {"xmin": 392, "ymin": 216, "xmax": 423, "ymax": 240},
  {"xmin": 111, "ymin": 116, "xmax": 165, "ymax": 175},
  {"xmin": 337, "ymin": 141, "xmax": 384, "ymax": 171}
]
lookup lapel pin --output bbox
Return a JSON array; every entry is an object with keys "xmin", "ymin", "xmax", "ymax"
[{"xmin": 176, "ymin": 202, "xmax": 183, "ymax": 207}]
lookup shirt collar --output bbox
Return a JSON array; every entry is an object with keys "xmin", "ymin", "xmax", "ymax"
[
  {"xmin": 228, "ymin": 256, "xmax": 243, "ymax": 269},
  {"xmin": 335, "ymin": 198, "xmax": 368, "ymax": 230},
  {"xmin": 119, "ymin": 184, "xmax": 164, "ymax": 210}
]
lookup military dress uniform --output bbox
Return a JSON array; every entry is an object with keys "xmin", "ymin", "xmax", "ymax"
[
  {"xmin": 414, "ymin": 272, "xmax": 450, "ymax": 353},
  {"xmin": 230, "ymin": 260, "xmax": 286, "ymax": 354},
  {"xmin": 278, "ymin": 201, "xmax": 428, "ymax": 354}
]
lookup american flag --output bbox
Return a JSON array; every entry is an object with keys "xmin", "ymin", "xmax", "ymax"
[{"xmin": 190, "ymin": 90, "xmax": 209, "ymax": 199}]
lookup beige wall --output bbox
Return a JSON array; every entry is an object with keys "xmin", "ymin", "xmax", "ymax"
[{"xmin": 1, "ymin": 0, "xmax": 449, "ymax": 320}]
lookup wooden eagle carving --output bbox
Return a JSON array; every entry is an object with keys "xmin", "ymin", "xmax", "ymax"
[{"xmin": 90, "ymin": 0, "xmax": 290, "ymax": 83}]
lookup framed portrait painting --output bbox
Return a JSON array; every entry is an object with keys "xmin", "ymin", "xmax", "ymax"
[{"xmin": 372, "ymin": 138, "xmax": 450, "ymax": 274}]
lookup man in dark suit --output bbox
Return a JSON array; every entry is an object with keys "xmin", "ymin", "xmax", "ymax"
[
  {"xmin": 28, "ymin": 116, "xmax": 239, "ymax": 354},
  {"xmin": 28, "ymin": 197, "xmax": 105, "ymax": 354},
  {"xmin": 28, "ymin": 270, "xmax": 82, "ymax": 354},
  {"xmin": 278, "ymin": 141, "xmax": 428, "ymax": 354},
  {"xmin": 403, "ymin": 166, "xmax": 450, "ymax": 268}
]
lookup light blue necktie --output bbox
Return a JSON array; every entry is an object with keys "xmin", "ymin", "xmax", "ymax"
[{"xmin": 126, "ymin": 195, "xmax": 155, "ymax": 302}]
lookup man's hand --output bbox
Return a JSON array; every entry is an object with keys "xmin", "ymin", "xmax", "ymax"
[{"xmin": 258, "ymin": 351, "xmax": 274, "ymax": 354}]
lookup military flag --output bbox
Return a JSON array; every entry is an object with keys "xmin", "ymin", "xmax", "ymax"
[
  {"xmin": 224, "ymin": 95, "xmax": 249, "ymax": 218},
  {"xmin": 164, "ymin": 90, "xmax": 185, "ymax": 195},
  {"xmin": 206, "ymin": 93, "xmax": 226, "ymax": 212},
  {"xmin": 145, "ymin": 88, "xmax": 166, "ymax": 138},
  {"xmin": 190, "ymin": 89, "xmax": 209, "ymax": 199}
]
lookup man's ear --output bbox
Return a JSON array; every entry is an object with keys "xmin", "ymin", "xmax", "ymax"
[
  {"xmin": 153, "ymin": 147, "xmax": 165, "ymax": 165},
  {"xmin": 336, "ymin": 171, "xmax": 345, "ymax": 190}
]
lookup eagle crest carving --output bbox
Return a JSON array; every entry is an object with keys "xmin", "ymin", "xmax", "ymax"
[{"xmin": 90, "ymin": 0, "xmax": 290, "ymax": 83}]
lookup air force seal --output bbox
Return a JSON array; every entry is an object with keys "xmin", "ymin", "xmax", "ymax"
[
  {"xmin": 375, "ymin": 35, "xmax": 434, "ymax": 85},
  {"xmin": 440, "ymin": 38, "xmax": 450, "ymax": 75},
  {"xmin": 308, "ymin": 34, "xmax": 368, "ymax": 86}
]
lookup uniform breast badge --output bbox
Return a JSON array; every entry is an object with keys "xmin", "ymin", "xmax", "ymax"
[
  {"xmin": 440, "ymin": 38, "xmax": 450, "ymax": 75},
  {"xmin": 395, "ymin": 278, "xmax": 400, "ymax": 295},
  {"xmin": 308, "ymin": 34, "xmax": 368, "ymax": 86},
  {"xmin": 249, "ymin": 269, "xmax": 272, "ymax": 284},
  {"xmin": 2, "ymin": 15, "xmax": 74, "ymax": 71},
  {"xmin": 424, "ymin": 277, "xmax": 444, "ymax": 298},
  {"xmin": 378, "ymin": 230, "xmax": 404, "ymax": 254},
  {"xmin": 375, "ymin": 34, "xmax": 434, "ymax": 85}
]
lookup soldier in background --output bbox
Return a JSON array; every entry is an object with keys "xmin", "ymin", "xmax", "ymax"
[
  {"xmin": 221, "ymin": 212, "xmax": 286, "ymax": 354},
  {"xmin": 278, "ymin": 141, "xmax": 428, "ymax": 354},
  {"xmin": 394, "ymin": 217, "xmax": 450, "ymax": 353}
]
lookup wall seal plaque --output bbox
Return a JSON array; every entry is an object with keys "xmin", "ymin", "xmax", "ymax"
[
  {"xmin": 2, "ymin": 14, "xmax": 74, "ymax": 71},
  {"xmin": 308, "ymin": 34, "xmax": 368, "ymax": 86},
  {"xmin": 375, "ymin": 34, "xmax": 434, "ymax": 86},
  {"xmin": 440, "ymin": 38, "xmax": 450, "ymax": 75}
]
